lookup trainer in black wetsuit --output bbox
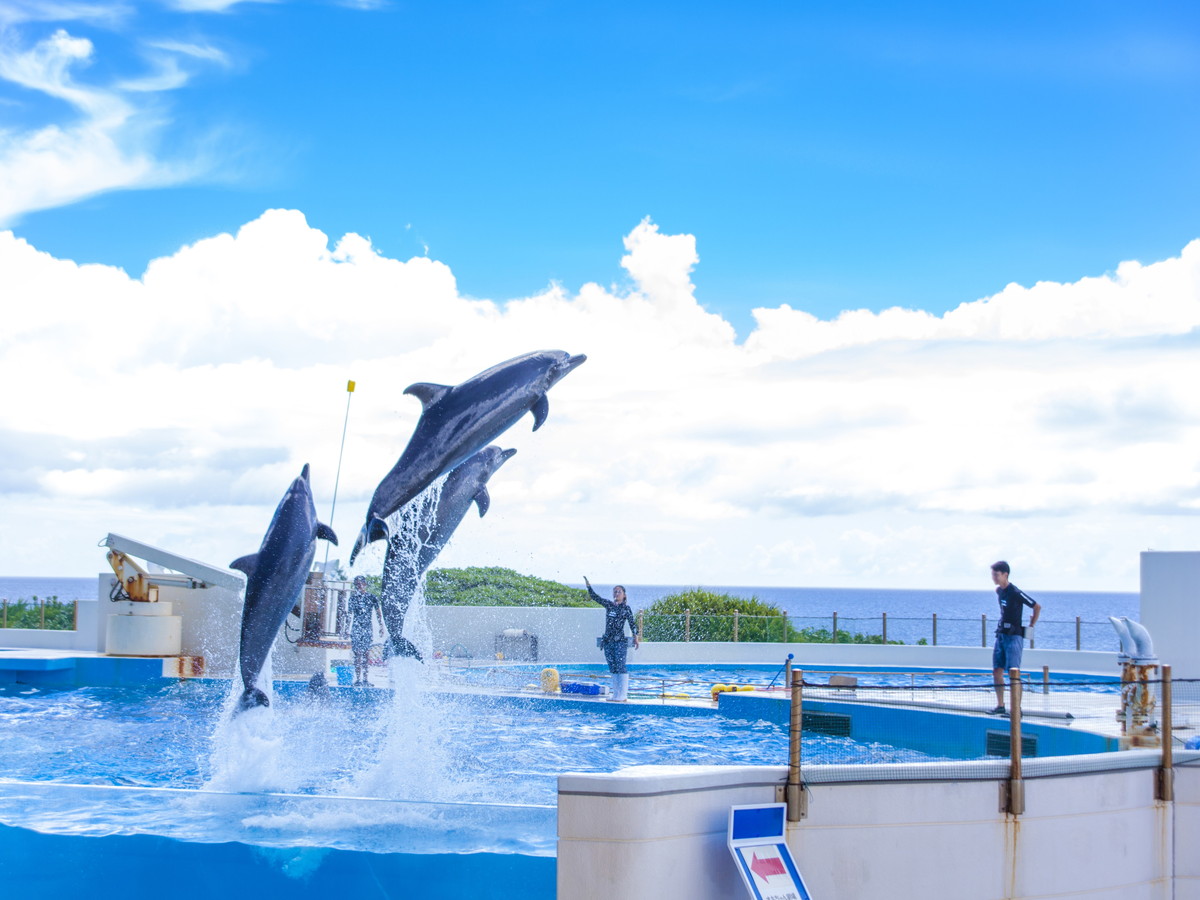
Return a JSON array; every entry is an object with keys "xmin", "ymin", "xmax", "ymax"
[
  {"xmin": 584, "ymin": 576, "xmax": 639, "ymax": 701},
  {"xmin": 988, "ymin": 560, "xmax": 1041, "ymax": 714},
  {"xmin": 348, "ymin": 576, "xmax": 382, "ymax": 687}
]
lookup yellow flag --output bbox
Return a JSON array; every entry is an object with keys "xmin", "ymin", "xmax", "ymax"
[{"xmin": 347, "ymin": 380, "xmax": 356, "ymax": 392}]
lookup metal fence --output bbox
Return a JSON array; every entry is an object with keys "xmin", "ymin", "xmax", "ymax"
[
  {"xmin": 638, "ymin": 610, "xmax": 1117, "ymax": 651},
  {"xmin": 781, "ymin": 664, "xmax": 1200, "ymax": 818}
]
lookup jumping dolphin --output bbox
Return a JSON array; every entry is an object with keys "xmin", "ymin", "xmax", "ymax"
[
  {"xmin": 379, "ymin": 445, "xmax": 518, "ymax": 659},
  {"xmin": 231, "ymin": 464, "xmax": 337, "ymax": 713},
  {"xmin": 348, "ymin": 349, "xmax": 586, "ymax": 565}
]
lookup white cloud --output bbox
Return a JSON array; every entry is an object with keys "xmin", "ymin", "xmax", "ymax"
[
  {"xmin": 0, "ymin": 22, "xmax": 225, "ymax": 225},
  {"xmin": 2, "ymin": 213, "xmax": 1199, "ymax": 591}
]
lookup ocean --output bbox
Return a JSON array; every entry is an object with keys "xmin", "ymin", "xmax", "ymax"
[{"xmin": 1, "ymin": 577, "xmax": 1138, "ymax": 653}]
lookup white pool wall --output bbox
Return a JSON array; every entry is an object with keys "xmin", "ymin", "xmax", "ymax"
[
  {"xmin": 1141, "ymin": 551, "xmax": 1200, "ymax": 680},
  {"xmin": 558, "ymin": 752, "xmax": 1200, "ymax": 900}
]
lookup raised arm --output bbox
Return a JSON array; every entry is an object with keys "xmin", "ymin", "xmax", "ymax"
[{"xmin": 583, "ymin": 575, "xmax": 612, "ymax": 608}]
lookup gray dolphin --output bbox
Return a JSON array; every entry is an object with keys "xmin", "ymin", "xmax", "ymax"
[
  {"xmin": 231, "ymin": 464, "xmax": 337, "ymax": 713},
  {"xmin": 379, "ymin": 445, "xmax": 517, "ymax": 659},
  {"xmin": 348, "ymin": 349, "xmax": 585, "ymax": 565}
]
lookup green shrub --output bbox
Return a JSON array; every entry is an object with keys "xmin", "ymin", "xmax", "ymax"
[
  {"xmin": 640, "ymin": 588, "xmax": 904, "ymax": 644},
  {"xmin": 424, "ymin": 567, "xmax": 592, "ymax": 607},
  {"xmin": 0, "ymin": 596, "xmax": 75, "ymax": 631}
]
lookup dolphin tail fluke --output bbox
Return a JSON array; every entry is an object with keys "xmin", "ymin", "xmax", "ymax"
[
  {"xmin": 316, "ymin": 522, "xmax": 338, "ymax": 545},
  {"xmin": 391, "ymin": 636, "xmax": 423, "ymax": 662},
  {"xmin": 531, "ymin": 394, "xmax": 550, "ymax": 430},
  {"xmin": 235, "ymin": 687, "xmax": 270, "ymax": 713}
]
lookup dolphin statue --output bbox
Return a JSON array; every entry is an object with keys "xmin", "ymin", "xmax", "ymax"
[
  {"xmin": 348, "ymin": 349, "xmax": 586, "ymax": 565},
  {"xmin": 231, "ymin": 464, "xmax": 337, "ymax": 713},
  {"xmin": 378, "ymin": 445, "xmax": 518, "ymax": 660}
]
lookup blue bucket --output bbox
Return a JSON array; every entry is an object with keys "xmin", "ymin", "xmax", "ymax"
[{"xmin": 334, "ymin": 666, "xmax": 353, "ymax": 686}]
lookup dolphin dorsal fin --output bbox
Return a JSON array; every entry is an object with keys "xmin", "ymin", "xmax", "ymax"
[
  {"xmin": 404, "ymin": 382, "xmax": 451, "ymax": 409},
  {"xmin": 530, "ymin": 394, "xmax": 549, "ymax": 431},
  {"xmin": 316, "ymin": 523, "xmax": 338, "ymax": 545},
  {"xmin": 230, "ymin": 554, "xmax": 259, "ymax": 580},
  {"xmin": 473, "ymin": 486, "xmax": 491, "ymax": 518}
]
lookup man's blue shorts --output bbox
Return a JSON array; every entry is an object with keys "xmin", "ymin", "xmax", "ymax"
[{"xmin": 992, "ymin": 634, "xmax": 1024, "ymax": 672}]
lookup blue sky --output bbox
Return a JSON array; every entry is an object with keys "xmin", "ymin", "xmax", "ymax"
[
  {"xmin": 5, "ymin": 1, "xmax": 1200, "ymax": 334},
  {"xmin": 3, "ymin": 1, "xmax": 1200, "ymax": 590}
]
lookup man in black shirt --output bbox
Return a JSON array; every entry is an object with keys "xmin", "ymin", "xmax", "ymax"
[{"xmin": 989, "ymin": 560, "xmax": 1041, "ymax": 714}]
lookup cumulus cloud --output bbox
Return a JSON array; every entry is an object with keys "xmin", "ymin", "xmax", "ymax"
[{"xmin": 2, "ymin": 213, "xmax": 1199, "ymax": 589}]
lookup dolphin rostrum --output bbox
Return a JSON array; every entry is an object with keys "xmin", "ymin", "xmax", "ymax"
[
  {"xmin": 348, "ymin": 349, "xmax": 585, "ymax": 565},
  {"xmin": 231, "ymin": 464, "xmax": 337, "ymax": 712},
  {"xmin": 379, "ymin": 445, "xmax": 517, "ymax": 659}
]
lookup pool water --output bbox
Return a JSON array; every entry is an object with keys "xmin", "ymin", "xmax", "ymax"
[{"xmin": 0, "ymin": 666, "xmax": 960, "ymax": 854}]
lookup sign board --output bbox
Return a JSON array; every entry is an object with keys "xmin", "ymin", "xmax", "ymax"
[{"xmin": 727, "ymin": 803, "xmax": 813, "ymax": 900}]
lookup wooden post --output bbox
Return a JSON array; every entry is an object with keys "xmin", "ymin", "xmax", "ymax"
[
  {"xmin": 982, "ymin": 614, "xmax": 987, "ymax": 647},
  {"xmin": 787, "ymin": 670, "xmax": 806, "ymax": 820},
  {"xmin": 637, "ymin": 610, "xmax": 645, "ymax": 642},
  {"xmin": 1076, "ymin": 616, "xmax": 1081, "ymax": 651},
  {"xmin": 1042, "ymin": 665, "xmax": 1050, "ymax": 695},
  {"xmin": 1006, "ymin": 668, "xmax": 1025, "ymax": 815},
  {"xmin": 932, "ymin": 612, "xmax": 938, "ymax": 646},
  {"xmin": 40, "ymin": 596, "xmax": 45, "ymax": 630},
  {"xmin": 733, "ymin": 610, "xmax": 739, "ymax": 643},
  {"xmin": 832, "ymin": 612, "xmax": 838, "ymax": 644},
  {"xmin": 882, "ymin": 612, "xmax": 888, "ymax": 644},
  {"xmin": 1160, "ymin": 664, "xmax": 1174, "ymax": 801}
]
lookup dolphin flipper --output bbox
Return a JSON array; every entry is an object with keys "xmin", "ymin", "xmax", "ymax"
[
  {"xmin": 316, "ymin": 523, "xmax": 338, "ymax": 545},
  {"xmin": 349, "ymin": 517, "xmax": 389, "ymax": 566},
  {"xmin": 366, "ymin": 515, "xmax": 390, "ymax": 544},
  {"xmin": 530, "ymin": 394, "xmax": 549, "ymax": 430},
  {"xmin": 473, "ymin": 487, "xmax": 491, "ymax": 517}
]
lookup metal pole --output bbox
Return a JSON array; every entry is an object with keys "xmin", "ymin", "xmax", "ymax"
[
  {"xmin": 1075, "ymin": 616, "xmax": 1081, "ymax": 651},
  {"xmin": 1007, "ymin": 667, "xmax": 1025, "ymax": 815},
  {"xmin": 323, "ymin": 379, "xmax": 356, "ymax": 574},
  {"xmin": 1160, "ymin": 664, "xmax": 1174, "ymax": 801},
  {"xmin": 787, "ymin": 669, "xmax": 806, "ymax": 820},
  {"xmin": 781, "ymin": 611, "xmax": 788, "ymax": 642},
  {"xmin": 882, "ymin": 612, "xmax": 887, "ymax": 644},
  {"xmin": 733, "ymin": 610, "xmax": 739, "ymax": 643},
  {"xmin": 932, "ymin": 612, "xmax": 937, "ymax": 646},
  {"xmin": 684, "ymin": 609, "xmax": 691, "ymax": 642},
  {"xmin": 1042, "ymin": 665, "xmax": 1049, "ymax": 695},
  {"xmin": 784, "ymin": 656, "xmax": 792, "ymax": 689},
  {"xmin": 832, "ymin": 612, "xmax": 838, "ymax": 644},
  {"xmin": 982, "ymin": 614, "xmax": 987, "ymax": 648}
]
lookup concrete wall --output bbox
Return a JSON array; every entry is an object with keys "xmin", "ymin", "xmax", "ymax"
[
  {"xmin": 0, "ymin": 598, "xmax": 101, "ymax": 651},
  {"xmin": 2, "ymin": 592, "xmax": 1119, "ymax": 677},
  {"xmin": 1141, "ymin": 551, "xmax": 1200, "ymax": 680},
  {"xmin": 559, "ymin": 752, "xmax": 1200, "ymax": 900}
]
